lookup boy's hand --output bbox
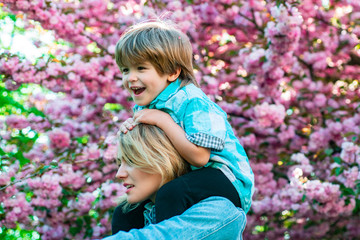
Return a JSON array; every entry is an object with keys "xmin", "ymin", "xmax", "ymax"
[
  {"xmin": 133, "ymin": 109, "xmax": 171, "ymax": 127},
  {"xmin": 135, "ymin": 109, "xmax": 210, "ymax": 167},
  {"xmin": 119, "ymin": 117, "xmax": 136, "ymax": 133}
]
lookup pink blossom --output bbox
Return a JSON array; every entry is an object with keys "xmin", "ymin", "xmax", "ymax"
[
  {"xmin": 0, "ymin": 56, "xmax": 20, "ymax": 73},
  {"xmin": 60, "ymin": 167, "xmax": 86, "ymax": 190},
  {"xmin": 101, "ymin": 182, "xmax": 125, "ymax": 198},
  {"xmin": 48, "ymin": 128, "xmax": 71, "ymax": 149},
  {"xmin": 0, "ymin": 172, "xmax": 11, "ymax": 186},
  {"xmin": 340, "ymin": 142, "xmax": 360, "ymax": 164},
  {"xmin": 1, "ymin": 0, "xmax": 360, "ymax": 239},
  {"xmin": 243, "ymin": 49, "xmax": 265, "ymax": 73},
  {"xmin": 78, "ymin": 143, "xmax": 101, "ymax": 161},
  {"xmin": 343, "ymin": 167, "xmax": 359, "ymax": 188},
  {"xmin": 303, "ymin": 51, "xmax": 328, "ymax": 70},
  {"xmin": 89, "ymin": 170, "xmax": 103, "ymax": 182},
  {"xmin": 308, "ymin": 129, "xmax": 330, "ymax": 151},
  {"xmin": 342, "ymin": 117, "xmax": 360, "ymax": 135},
  {"xmin": 233, "ymin": 84, "xmax": 259, "ymax": 102},
  {"xmin": 5, "ymin": 115, "xmax": 30, "ymax": 129},
  {"xmin": 98, "ymin": 182, "xmax": 126, "ymax": 209},
  {"xmin": 2, "ymin": 192, "xmax": 33, "ymax": 228},
  {"xmin": 254, "ymin": 102, "xmax": 286, "ymax": 128},
  {"xmin": 74, "ymin": 192, "xmax": 96, "ymax": 213},
  {"xmin": 103, "ymin": 144, "xmax": 118, "ymax": 163},
  {"xmin": 239, "ymin": 134, "xmax": 256, "ymax": 147},
  {"xmin": 314, "ymin": 93, "xmax": 327, "ymax": 107},
  {"xmin": 278, "ymin": 125, "xmax": 295, "ymax": 143},
  {"xmin": 291, "ymin": 153, "xmax": 310, "ymax": 165},
  {"xmin": 37, "ymin": 225, "xmax": 66, "ymax": 240}
]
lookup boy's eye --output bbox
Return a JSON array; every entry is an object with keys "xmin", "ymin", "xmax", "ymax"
[
  {"xmin": 121, "ymin": 68, "xmax": 129, "ymax": 73},
  {"xmin": 137, "ymin": 66, "xmax": 146, "ymax": 70}
]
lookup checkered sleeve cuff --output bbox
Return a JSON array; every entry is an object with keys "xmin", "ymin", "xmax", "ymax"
[{"xmin": 186, "ymin": 133, "xmax": 225, "ymax": 152}]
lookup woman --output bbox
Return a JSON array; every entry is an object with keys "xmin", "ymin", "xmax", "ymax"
[
  {"xmin": 104, "ymin": 124, "xmax": 246, "ymax": 239},
  {"xmin": 112, "ymin": 123, "xmax": 190, "ymax": 232}
]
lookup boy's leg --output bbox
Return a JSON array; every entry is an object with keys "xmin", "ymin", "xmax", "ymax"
[
  {"xmin": 111, "ymin": 201, "xmax": 147, "ymax": 234},
  {"xmin": 155, "ymin": 167, "xmax": 241, "ymax": 223}
]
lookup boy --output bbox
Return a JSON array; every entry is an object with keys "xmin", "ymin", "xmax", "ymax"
[{"xmin": 116, "ymin": 19, "xmax": 254, "ymax": 223}]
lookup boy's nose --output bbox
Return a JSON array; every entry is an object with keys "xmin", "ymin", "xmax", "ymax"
[{"xmin": 127, "ymin": 71, "xmax": 137, "ymax": 82}]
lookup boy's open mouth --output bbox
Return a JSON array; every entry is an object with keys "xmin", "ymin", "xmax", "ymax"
[{"xmin": 131, "ymin": 87, "xmax": 146, "ymax": 95}]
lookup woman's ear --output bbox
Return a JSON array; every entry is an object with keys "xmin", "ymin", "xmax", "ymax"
[{"xmin": 167, "ymin": 68, "xmax": 181, "ymax": 82}]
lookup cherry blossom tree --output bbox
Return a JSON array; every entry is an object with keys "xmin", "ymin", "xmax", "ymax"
[{"xmin": 1, "ymin": 0, "xmax": 359, "ymax": 239}]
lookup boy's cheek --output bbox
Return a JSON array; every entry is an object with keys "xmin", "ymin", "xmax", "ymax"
[{"xmin": 124, "ymin": 86, "xmax": 131, "ymax": 93}]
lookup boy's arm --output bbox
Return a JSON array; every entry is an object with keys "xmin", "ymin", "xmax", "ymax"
[{"xmin": 133, "ymin": 109, "xmax": 210, "ymax": 167}]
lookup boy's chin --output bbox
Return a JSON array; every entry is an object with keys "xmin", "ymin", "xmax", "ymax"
[{"xmin": 133, "ymin": 100, "xmax": 151, "ymax": 106}]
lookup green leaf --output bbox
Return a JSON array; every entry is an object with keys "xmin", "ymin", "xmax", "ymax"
[
  {"xmin": 0, "ymin": 147, "xmax": 5, "ymax": 156},
  {"xmin": 8, "ymin": 14, "xmax": 16, "ymax": 22},
  {"xmin": 259, "ymin": 56, "xmax": 267, "ymax": 63},
  {"xmin": 14, "ymin": 151, "xmax": 30, "ymax": 167},
  {"xmin": 76, "ymin": 135, "xmax": 89, "ymax": 144},
  {"xmin": 352, "ymin": 198, "xmax": 360, "ymax": 214},
  {"xmin": 335, "ymin": 167, "xmax": 344, "ymax": 176},
  {"xmin": 325, "ymin": 148, "xmax": 333, "ymax": 156},
  {"xmin": 333, "ymin": 156, "xmax": 342, "ymax": 164},
  {"xmin": 38, "ymin": 165, "xmax": 50, "ymax": 174},
  {"xmin": 28, "ymin": 107, "xmax": 46, "ymax": 117},
  {"xmin": 89, "ymin": 209, "xmax": 99, "ymax": 219},
  {"xmin": 103, "ymin": 103, "xmax": 122, "ymax": 111},
  {"xmin": 326, "ymin": 107, "xmax": 333, "ymax": 113},
  {"xmin": 342, "ymin": 187, "xmax": 355, "ymax": 196},
  {"xmin": 50, "ymin": 161, "xmax": 58, "ymax": 167},
  {"xmin": 69, "ymin": 226, "xmax": 82, "ymax": 236},
  {"xmin": 276, "ymin": 0, "xmax": 285, "ymax": 7},
  {"xmin": 26, "ymin": 191, "xmax": 34, "ymax": 202},
  {"xmin": 342, "ymin": 131, "xmax": 356, "ymax": 138}
]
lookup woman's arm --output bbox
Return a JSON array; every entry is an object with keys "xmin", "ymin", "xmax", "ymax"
[
  {"xmin": 103, "ymin": 197, "xmax": 246, "ymax": 240},
  {"xmin": 133, "ymin": 109, "xmax": 210, "ymax": 168}
]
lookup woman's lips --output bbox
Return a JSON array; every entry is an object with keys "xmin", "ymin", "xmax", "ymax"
[{"xmin": 124, "ymin": 183, "xmax": 134, "ymax": 193}]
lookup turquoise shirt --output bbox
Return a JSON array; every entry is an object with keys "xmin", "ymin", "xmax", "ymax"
[{"xmin": 134, "ymin": 79, "xmax": 254, "ymax": 213}]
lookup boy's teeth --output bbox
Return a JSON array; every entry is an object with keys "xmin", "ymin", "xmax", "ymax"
[{"xmin": 133, "ymin": 87, "xmax": 145, "ymax": 95}]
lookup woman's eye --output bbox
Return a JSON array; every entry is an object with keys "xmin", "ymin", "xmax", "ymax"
[
  {"xmin": 121, "ymin": 68, "xmax": 129, "ymax": 73},
  {"xmin": 115, "ymin": 158, "xmax": 121, "ymax": 166},
  {"xmin": 138, "ymin": 66, "xmax": 146, "ymax": 70}
]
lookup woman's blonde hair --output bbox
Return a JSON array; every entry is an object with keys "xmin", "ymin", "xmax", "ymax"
[
  {"xmin": 117, "ymin": 123, "xmax": 189, "ymax": 183},
  {"xmin": 116, "ymin": 123, "xmax": 190, "ymax": 211},
  {"xmin": 115, "ymin": 19, "xmax": 199, "ymax": 87}
]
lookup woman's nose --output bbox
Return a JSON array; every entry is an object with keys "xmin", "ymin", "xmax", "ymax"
[{"xmin": 116, "ymin": 164, "xmax": 127, "ymax": 179}]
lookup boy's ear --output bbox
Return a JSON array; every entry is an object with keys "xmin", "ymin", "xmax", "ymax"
[{"xmin": 167, "ymin": 68, "xmax": 181, "ymax": 82}]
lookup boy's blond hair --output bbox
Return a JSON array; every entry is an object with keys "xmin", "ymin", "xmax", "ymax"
[
  {"xmin": 117, "ymin": 123, "xmax": 189, "ymax": 185},
  {"xmin": 115, "ymin": 20, "xmax": 199, "ymax": 87}
]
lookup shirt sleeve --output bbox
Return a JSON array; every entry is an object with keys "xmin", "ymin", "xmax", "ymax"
[
  {"xmin": 183, "ymin": 98, "xmax": 226, "ymax": 152},
  {"xmin": 132, "ymin": 105, "xmax": 142, "ymax": 113}
]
